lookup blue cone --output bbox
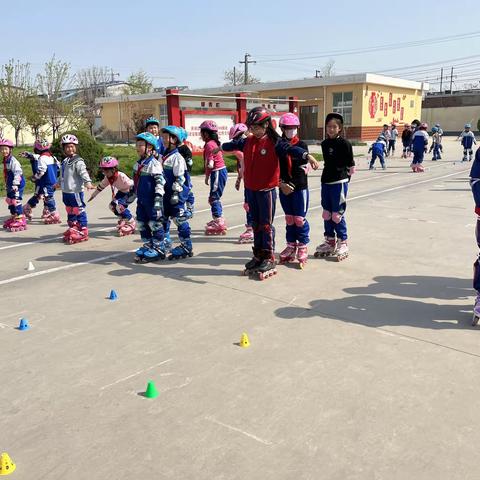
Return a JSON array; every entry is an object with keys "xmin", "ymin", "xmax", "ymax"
[
  {"xmin": 108, "ymin": 289, "xmax": 118, "ymax": 301},
  {"xmin": 18, "ymin": 318, "xmax": 29, "ymax": 331}
]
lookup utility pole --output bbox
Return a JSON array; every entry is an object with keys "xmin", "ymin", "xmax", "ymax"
[
  {"xmin": 233, "ymin": 66, "xmax": 237, "ymax": 87},
  {"xmin": 239, "ymin": 53, "xmax": 256, "ymax": 85},
  {"xmin": 315, "ymin": 70, "xmax": 322, "ymax": 78},
  {"xmin": 439, "ymin": 67, "xmax": 443, "ymax": 93},
  {"xmin": 449, "ymin": 67, "xmax": 454, "ymax": 93}
]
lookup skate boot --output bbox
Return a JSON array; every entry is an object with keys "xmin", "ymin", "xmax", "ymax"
[
  {"xmin": 279, "ymin": 242, "xmax": 297, "ymax": 264},
  {"xmin": 186, "ymin": 202, "xmax": 194, "ymax": 219},
  {"xmin": 6, "ymin": 215, "xmax": 27, "ymax": 232},
  {"xmin": 314, "ymin": 237, "xmax": 336, "ymax": 258},
  {"xmin": 41, "ymin": 206, "xmax": 49, "ymax": 220},
  {"xmin": 410, "ymin": 163, "xmax": 417, "ymax": 172},
  {"xmin": 296, "ymin": 243, "xmax": 308, "ymax": 269},
  {"xmin": 335, "ymin": 239, "xmax": 349, "ymax": 262},
  {"xmin": 473, "ymin": 294, "xmax": 480, "ymax": 326},
  {"xmin": 382, "ymin": 165, "xmax": 386, "ymax": 170},
  {"xmin": 238, "ymin": 225, "xmax": 254, "ymax": 244},
  {"xmin": 255, "ymin": 253, "xmax": 277, "ymax": 281},
  {"xmin": 416, "ymin": 164, "xmax": 425, "ymax": 172},
  {"xmin": 168, "ymin": 239, "xmax": 193, "ymax": 260},
  {"xmin": 243, "ymin": 247, "xmax": 262, "ymax": 275},
  {"xmin": 142, "ymin": 240, "xmax": 166, "ymax": 262},
  {"xmin": 23, "ymin": 203, "xmax": 33, "ymax": 221},
  {"xmin": 65, "ymin": 224, "xmax": 88, "ymax": 244},
  {"xmin": 164, "ymin": 231, "xmax": 172, "ymax": 253},
  {"xmin": 134, "ymin": 241, "xmax": 151, "ymax": 263},
  {"xmin": 117, "ymin": 218, "xmax": 136, "ymax": 237},
  {"xmin": 3, "ymin": 215, "xmax": 16, "ymax": 230},
  {"xmin": 369, "ymin": 165, "xmax": 374, "ymax": 170},
  {"xmin": 43, "ymin": 210, "xmax": 61, "ymax": 225},
  {"xmin": 205, "ymin": 217, "xmax": 227, "ymax": 235}
]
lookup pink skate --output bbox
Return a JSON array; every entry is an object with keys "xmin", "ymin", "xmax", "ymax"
[
  {"xmin": 23, "ymin": 203, "xmax": 33, "ymax": 221},
  {"xmin": 473, "ymin": 294, "xmax": 480, "ymax": 326},
  {"xmin": 416, "ymin": 164, "xmax": 425, "ymax": 172},
  {"xmin": 3, "ymin": 215, "xmax": 16, "ymax": 230},
  {"xmin": 117, "ymin": 218, "xmax": 136, "ymax": 237},
  {"xmin": 205, "ymin": 217, "xmax": 227, "ymax": 235},
  {"xmin": 238, "ymin": 225, "xmax": 254, "ymax": 244},
  {"xmin": 335, "ymin": 239, "xmax": 349, "ymax": 262},
  {"xmin": 64, "ymin": 224, "xmax": 88, "ymax": 244},
  {"xmin": 6, "ymin": 215, "xmax": 27, "ymax": 232},
  {"xmin": 43, "ymin": 210, "xmax": 61, "ymax": 225},
  {"xmin": 314, "ymin": 237, "xmax": 336, "ymax": 258},
  {"xmin": 296, "ymin": 243, "xmax": 308, "ymax": 269},
  {"xmin": 279, "ymin": 242, "xmax": 297, "ymax": 264}
]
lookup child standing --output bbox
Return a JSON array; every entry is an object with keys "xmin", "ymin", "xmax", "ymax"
[
  {"xmin": 200, "ymin": 120, "xmax": 228, "ymax": 235},
  {"xmin": 2, "ymin": 138, "xmax": 27, "ymax": 232},
  {"xmin": 276, "ymin": 113, "xmax": 318, "ymax": 268},
  {"xmin": 381, "ymin": 124, "xmax": 391, "ymax": 156},
  {"xmin": 145, "ymin": 116, "xmax": 165, "ymax": 157},
  {"xmin": 177, "ymin": 127, "xmax": 195, "ymax": 220},
  {"xmin": 133, "ymin": 132, "xmax": 166, "ymax": 262},
  {"xmin": 88, "ymin": 156, "xmax": 136, "ymax": 237},
  {"xmin": 429, "ymin": 127, "xmax": 442, "ymax": 161},
  {"xmin": 458, "ymin": 124, "xmax": 477, "ymax": 162},
  {"xmin": 368, "ymin": 137, "xmax": 387, "ymax": 170},
  {"xmin": 314, "ymin": 113, "xmax": 355, "ymax": 261},
  {"xmin": 401, "ymin": 123, "xmax": 412, "ymax": 158},
  {"xmin": 469, "ymin": 147, "xmax": 480, "ymax": 324},
  {"xmin": 60, "ymin": 135, "xmax": 93, "ymax": 243},
  {"xmin": 22, "ymin": 139, "xmax": 61, "ymax": 224},
  {"xmin": 160, "ymin": 126, "xmax": 193, "ymax": 260},
  {"xmin": 388, "ymin": 123, "xmax": 398, "ymax": 157},
  {"xmin": 410, "ymin": 123, "xmax": 429, "ymax": 172}
]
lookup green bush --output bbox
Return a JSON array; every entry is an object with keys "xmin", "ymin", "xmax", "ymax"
[{"xmin": 51, "ymin": 130, "xmax": 104, "ymax": 181}]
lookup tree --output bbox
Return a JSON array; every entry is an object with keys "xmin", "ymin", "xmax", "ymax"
[
  {"xmin": 123, "ymin": 70, "xmax": 152, "ymax": 95},
  {"xmin": 0, "ymin": 60, "xmax": 34, "ymax": 146},
  {"xmin": 24, "ymin": 93, "xmax": 48, "ymax": 139},
  {"xmin": 320, "ymin": 59, "xmax": 335, "ymax": 78},
  {"xmin": 224, "ymin": 68, "xmax": 260, "ymax": 86}
]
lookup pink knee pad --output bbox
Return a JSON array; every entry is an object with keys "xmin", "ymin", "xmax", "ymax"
[
  {"xmin": 285, "ymin": 214, "xmax": 295, "ymax": 226},
  {"xmin": 322, "ymin": 210, "xmax": 331, "ymax": 220},
  {"xmin": 5, "ymin": 197, "xmax": 16, "ymax": 206},
  {"xmin": 294, "ymin": 216, "xmax": 305, "ymax": 227},
  {"xmin": 117, "ymin": 203, "xmax": 126, "ymax": 214},
  {"xmin": 243, "ymin": 202, "xmax": 249, "ymax": 213},
  {"xmin": 332, "ymin": 212, "xmax": 343, "ymax": 224},
  {"xmin": 109, "ymin": 202, "xmax": 116, "ymax": 213},
  {"xmin": 65, "ymin": 206, "xmax": 74, "ymax": 214}
]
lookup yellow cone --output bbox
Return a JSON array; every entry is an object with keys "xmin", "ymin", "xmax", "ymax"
[
  {"xmin": 0, "ymin": 453, "xmax": 16, "ymax": 476},
  {"xmin": 240, "ymin": 332, "xmax": 250, "ymax": 348}
]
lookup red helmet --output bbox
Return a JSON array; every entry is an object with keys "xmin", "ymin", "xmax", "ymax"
[{"xmin": 246, "ymin": 107, "xmax": 271, "ymax": 127}]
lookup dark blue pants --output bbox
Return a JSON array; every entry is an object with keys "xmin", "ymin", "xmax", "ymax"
[
  {"xmin": 110, "ymin": 191, "xmax": 132, "ymax": 220},
  {"xmin": 28, "ymin": 184, "xmax": 57, "ymax": 212},
  {"xmin": 279, "ymin": 188, "xmax": 310, "ymax": 244},
  {"xmin": 412, "ymin": 149, "xmax": 425, "ymax": 165},
  {"xmin": 370, "ymin": 153, "xmax": 385, "ymax": 168},
  {"xmin": 136, "ymin": 200, "xmax": 164, "ymax": 243},
  {"xmin": 63, "ymin": 192, "xmax": 87, "ymax": 227},
  {"xmin": 6, "ymin": 186, "xmax": 25, "ymax": 215},
  {"xmin": 163, "ymin": 195, "xmax": 191, "ymax": 242},
  {"xmin": 245, "ymin": 188, "xmax": 276, "ymax": 255},
  {"xmin": 321, "ymin": 182, "xmax": 348, "ymax": 240},
  {"xmin": 209, "ymin": 168, "xmax": 228, "ymax": 218},
  {"xmin": 244, "ymin": 189, "xmax": 253, "ymax": 226}
]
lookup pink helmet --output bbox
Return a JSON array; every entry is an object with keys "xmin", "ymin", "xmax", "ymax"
[
  {"xmin": 99, "ymin": 156, "xmax": 119, "ymax": 169},
  {"xmin": 34, "ymin": 138, "xmax": 51, "ymax": 152},
  {"xmin": 61, "ymin": 134, "xmax": 79, "ymax": 145},
  {"xmin": 229, "ymin": 123, "xmax": 248, "ymax": 140},
  {"xmin": 199, "ymin": 120, "xmax": 218, "ymax": 132},
  {"xmin": 419, "ymin": 122, "xmax": 428, "ymax": 130},
  {"xmin": 0, "ymin": 138, "xmax": 14, "ymax": 148},
  {"xmin": 279, "ymin": 113, "xmax": 300, "ymax": 127}
]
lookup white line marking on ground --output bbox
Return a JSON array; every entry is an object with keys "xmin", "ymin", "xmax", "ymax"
[
  {"xmin": 99, "ymin": 358, "xmax": 173, "ymax": 391},
  {"xmin": 205, "ymin": 416, "xmax": 273, "ymax": 446}
]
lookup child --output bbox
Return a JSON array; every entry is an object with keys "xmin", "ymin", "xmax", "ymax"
[
  {"xmin": 1, "ymin": 138, "xmax": 27, "ymax": 232},
  {"xmin": 458, "ymin": 123, "xmax": 477, "ymax": 162},
  {"xmin": 60, "ymin": 134, "xmax": 93, "ymax": 243},
  {"xmin": 388, "ymin": 123, "xmax": 398, "ymax": 157},
  {"xmin": 410, "ymin": 122, "xmax": 429, "ymax": 172},
  {"xmin": 200, "ymin": 120, "xmax": 228, "ymax": 235},
  {"xmin": 313, "ymin": 113, "xmax": 355, "ymax": 261},
  {"xmin": 276, "ymin": 113, "xmax": 318, "ymax": 268},
  {"xmin": 22, "ymin": 138, "xmax": 61, "ymax": 224},
  {"xmin": 368, "ymin": 137, "xmax": 387, "ymax": 170},
  {"xmin": 145, "ymin": 116, "xmax": 164, "ymax": 157},
  {"xmin": 429, "ymin": 127, "xmax": 442, "ymax": 161},
  {"xmin": 381, "ymin": 124, "xmax": 391, "ymax": 156},
  {"xmin": 88, "ymin": 156, "xmax": 136, "ymax": 237},
  {"xmin": 160, "ymin": 126, "xmax": 193, "ymax": 260},
  {"xmin": 133, "ymin": 132, "xmax": 166, "ymax": 262},
  {"xmin": 469, "ymin": 147, "xmax": 480, "ymax": 325},
  {"xmin": 177, "ymin": 127, "xmax": 195, "ymax": 220},
  {"xmin": 229, "ymin": 123, "xmax": 253, "ymax": 244},
  {"xmin": 401, "ymin": 123, "xmax": 412, "ymax": 158}
]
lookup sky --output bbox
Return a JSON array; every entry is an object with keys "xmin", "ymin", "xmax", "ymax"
[{"xmin": 4, "ymin": 0, "xmax": 480, "ymax": 91}]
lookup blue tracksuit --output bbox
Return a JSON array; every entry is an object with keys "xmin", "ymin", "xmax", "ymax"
[
  {"xmin": 3, "ymin": 155, "xmax": 25, "ymax": 215},
  {"xmin": 411, "ymin": 130, "xmax": 429, "ymax": 165},
  {"xmin": 461, "ymin": 131, "xmax": 477, "ymax": 160},
  {"xmin": 209, "ymin": 168, "xmax": 228, "ymax": 218},
  {"xmin": 369, "ymin": 141, "xmax": 386, "ymax": 168},
  {"xmin": 133, "ymin": 154, "xmax": 165, "ymax": 245},
  {"xmin": 469, "ymin": 148, "xmax": 480, "ymax": 291},
  {"xmin": 26, "ymin": 153, "xmax": 59, "ymax": 212}
]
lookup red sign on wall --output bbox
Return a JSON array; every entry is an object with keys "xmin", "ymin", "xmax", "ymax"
[
  {"xmin": 384, "ymin": 102, "xmax": 388, "ymax": 116},
  {"xmin": 397, "ymin": 97, "xmax": 401, "ymax": 109},
  {"xmin": 389, "ymin": 93, "xmax": 392, "ymax": 106},
  {"xmin": 368, "ymin": 92, "xmax": 378, "ymax": 118},
  {"xmin": 380, "ymin": 96, "xmax": 384, "ymax": 110},
  {"xmin": 400, "ymin": 107, "xmax": 404, "ymax": 120},
  {"xmin": 393, "ymin": 100, "xmax": 396, "ymax": 114}
]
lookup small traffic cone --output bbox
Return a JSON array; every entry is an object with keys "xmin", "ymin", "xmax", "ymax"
[
  {"xmin": 239, "ymin": 332, "xmax": 250, "ymax": 348},
  {"xmin": 108, "ymin": 289, "xmax": 118, "ymax": 301},
  {"xmin": 26, "ymin": 261, "xmax": 35, "ymax": 271},
  {"xmin": 17, "ymin": 318, "xmax": 29, "ymax": 331},
  {"xmin": 0, "ymin": 452, "xmax": 16, "ymax": 476},
  {"xmin": 144, "ymin": 381, "xmax": 158, "ymax": 399}
]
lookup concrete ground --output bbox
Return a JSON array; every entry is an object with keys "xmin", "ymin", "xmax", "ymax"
[{"xmin": 0, "ymin": 137, "xmax": 478, "ymax": 480}]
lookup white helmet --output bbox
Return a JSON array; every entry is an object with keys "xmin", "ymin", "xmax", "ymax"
[{"xmin": 61, "ymin": 134, "xmax": 79, "ymax": 145}]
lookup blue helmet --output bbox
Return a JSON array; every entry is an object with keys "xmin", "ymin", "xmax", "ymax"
[
  {"xmin": 465, "ymin": 123, "xmax": 472, "ymax": 129},
  {"xmin": 178, "ymin": 127, "xmax": 188, "ymax": 143},
  {"xmin": 161, "ymin": 125, "xmax": 182, "ymax": 143},
  {"xmin": 431, "ymin": 126, "xmax": 438, "ymax": 133},
  {"xmin": 136, "ymin": 132, "xmax": 158, "ymax": 148},
  {"xmin": 145, "ymin": 116, "xmax": 160, "ymax": 127}
]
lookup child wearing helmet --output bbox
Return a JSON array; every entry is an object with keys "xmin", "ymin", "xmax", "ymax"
[
  {"xmin": 1, "ymin": 138, "xmax": 27, "ymax": 232},
  {"xmin": 145, "ymin": 116, "xmax": 165, "ymax": 157},
  {"xmin": 458, "ymin": 124, "xmax": 477, "ymax": 162},
  {"xmin": 229, "ymin": 123, "xmax": 253, "ymax": 244},
  {"xmin": 388, "ymin": 124, "xmax": 399, "ymax": 157},
  {"xmin": 410, "ymin": 123, "xmax": 429, "ymax": 172},
  {"xmin": 276, "ymin": 112, "xmax": 319, "ymax": 268},
  {"xmin": 469, "ymin": 147, "xmax": 480, "ymax": 325},
  {"xmin": 88, "ymin": 156, "xmax": 136, "ymax": 237},
  {"xmin": 21, "ymin": 139, "xmax": 61, "ymax": 225},
  {"xmin": 160, "ymin": 126, "xmax": 193, "ymax": 260},
  {"xmin": 200, "ymin": 120, "xmax": 228, "ymax": 235},
  {"xmin": 60, "ymin": 134, "xmax": 94, "ymax": 243},
  {"xmin": 401, "ymin": 124, "xmax": 413, "ymax": 158},
  {"xmin": 368, "ymin": 137, "xmax": 387, "ymax": 170},
  {"xmin": 429, "ymin": 127, "xmax": 442, "ymax": 161},
  {"xmin": 132, "ymin": 132, "xmax": 166, "ymax": 261},
  {"xmin": 380, "ymin": 124, "xmax": 392, "ymax": 156}
]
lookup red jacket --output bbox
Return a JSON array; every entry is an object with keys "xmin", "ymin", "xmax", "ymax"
[{"xmin": 242, "ymin": 135, "xmax": 280, "ymax": 191}]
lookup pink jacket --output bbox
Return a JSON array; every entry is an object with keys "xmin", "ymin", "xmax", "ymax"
[
  {"xmin": 97, "ymin": 171, "xmax": 133, "ymax": 193},
  {"xmin": 204, "ymin": 140, "xmax": 226, "ymax": 175}
]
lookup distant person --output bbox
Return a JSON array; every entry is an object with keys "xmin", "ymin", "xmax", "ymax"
[
  {"xmin": 429, "ymin": 126, "xmax": 442, "ymax": 161},
  {"xmin": 410, "ymin": 122, "xmax": 429, "ymax": 172},
  {"xmin": 401, "ymin": 123, "xmax": 413, "ymax": 158},
  {"xmin": 368, "ymin": 136, "xmax": 387, "ymax": 170},
  {"xmin": 457, "ymin": 123, "xmax": 477, "ymax": 162},
  {"xmin": 380, "ymin": 124, "xmax": 391, "ymax": 156},
  {"xmin": 387, "ymin": 123, "xmax": 398, "ymax": 156}
]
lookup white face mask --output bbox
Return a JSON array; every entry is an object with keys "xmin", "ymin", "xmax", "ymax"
[{"xmin": 284, "ymin": 128, "xmax": 297, "ymax": 139}]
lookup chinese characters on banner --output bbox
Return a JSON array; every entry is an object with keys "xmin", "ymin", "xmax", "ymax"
[{"xmin": 184, "ymin": 114, "xmax": 236, "ymax": 151}]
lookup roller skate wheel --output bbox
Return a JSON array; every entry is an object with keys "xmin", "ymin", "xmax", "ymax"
[{"xmin": 299, "ymin": 262, "xmax": 305, "ymax": 269}]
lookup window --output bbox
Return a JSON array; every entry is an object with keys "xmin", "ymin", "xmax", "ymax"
[
  {"xmin": 332, "ymin": 91, "xmax": 352, "ymax": 125},
  {"xmin": 158, "ymin": 104, "xmax": 168, "ymax": 127}
]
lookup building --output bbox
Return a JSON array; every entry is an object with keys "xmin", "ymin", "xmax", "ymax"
[{"xmin": 96, "ymin": 73, "xmax": 427, "ymax": 143}]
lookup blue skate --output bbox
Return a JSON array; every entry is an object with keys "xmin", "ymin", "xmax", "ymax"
[
  {"xmin": 168, "ymin": 239, "xmax": 193, "ymax": 260},
  {"xmin": 164, "ymin": 231, "xmax": 173, "ymax": 253}
]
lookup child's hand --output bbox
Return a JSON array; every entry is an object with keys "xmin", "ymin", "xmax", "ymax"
[
  {"xmin": 30, "ymin": 176, "xmax": 37, "ymax": 183},
  {"xmin": 235, "ymin": 176, "xmax": 241, "ymax": 191},
  {"xmin": 307, "ymin": 154, "xmax": 319, "ymax": 170},
  {"xmin": 204, "ymin": 176, "xmax": 209, "ymax": 186},
  {"xmin": 348, "ymin": 166, "xmax": 356, "ymax": 176},
  {"xmin": 85, "ymin": 182, "xmax": 94, "ymax": 190},
  {"xmin": 21, "ymin": 151, "xmax": 30, "ymax": 158},
  {"xmin": 212, "ymin": 147, "xmax": 221, "ymax": 155}
]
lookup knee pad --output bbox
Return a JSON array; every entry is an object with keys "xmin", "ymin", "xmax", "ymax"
[
  {"xmin": 332, "ymin": 212, "xmax": 343, "ymax": 224},
  {"xmin": 173, "ymin": 215, "xmax": 188, "ymax": 227},
  {"xmin": 259, "ymin": 223, "xmax": 272, "ymax": 233},
  {"xmin": 5, "ymin": 197, "xmax": 17, "ymax": 206},
  {"xmin": 475, "ymin": 207, "xmax": 480, "ymax": 216},
  {"xmin": 148, "ymin": 220, "xmax": 163, "ymax": 232},
  {"xmin": 243, "ymin": 202, "xmax": 249, "ymax": 213},
  {"xmin": 294, "ymin": 216, "xmax": 305, "ymax": 227},
  {"xmin": 65, "ymin": 206, "xmax": 74, "ymax": 214},
  {"xmin": 109, "ymin": 201, "xmax": 117, "ymax": 213},
  {"xmin": 285, "ymin": 214, "xmax": 294, "ymax": 225},
  {"xmin": 322, "ymin": 210, "xmax": 332, "ymax": 220}
]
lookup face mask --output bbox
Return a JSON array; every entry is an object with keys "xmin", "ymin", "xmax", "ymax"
[{"xmin": 284, "ymin": 128, "xmax": 297, "ymax": 139}]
